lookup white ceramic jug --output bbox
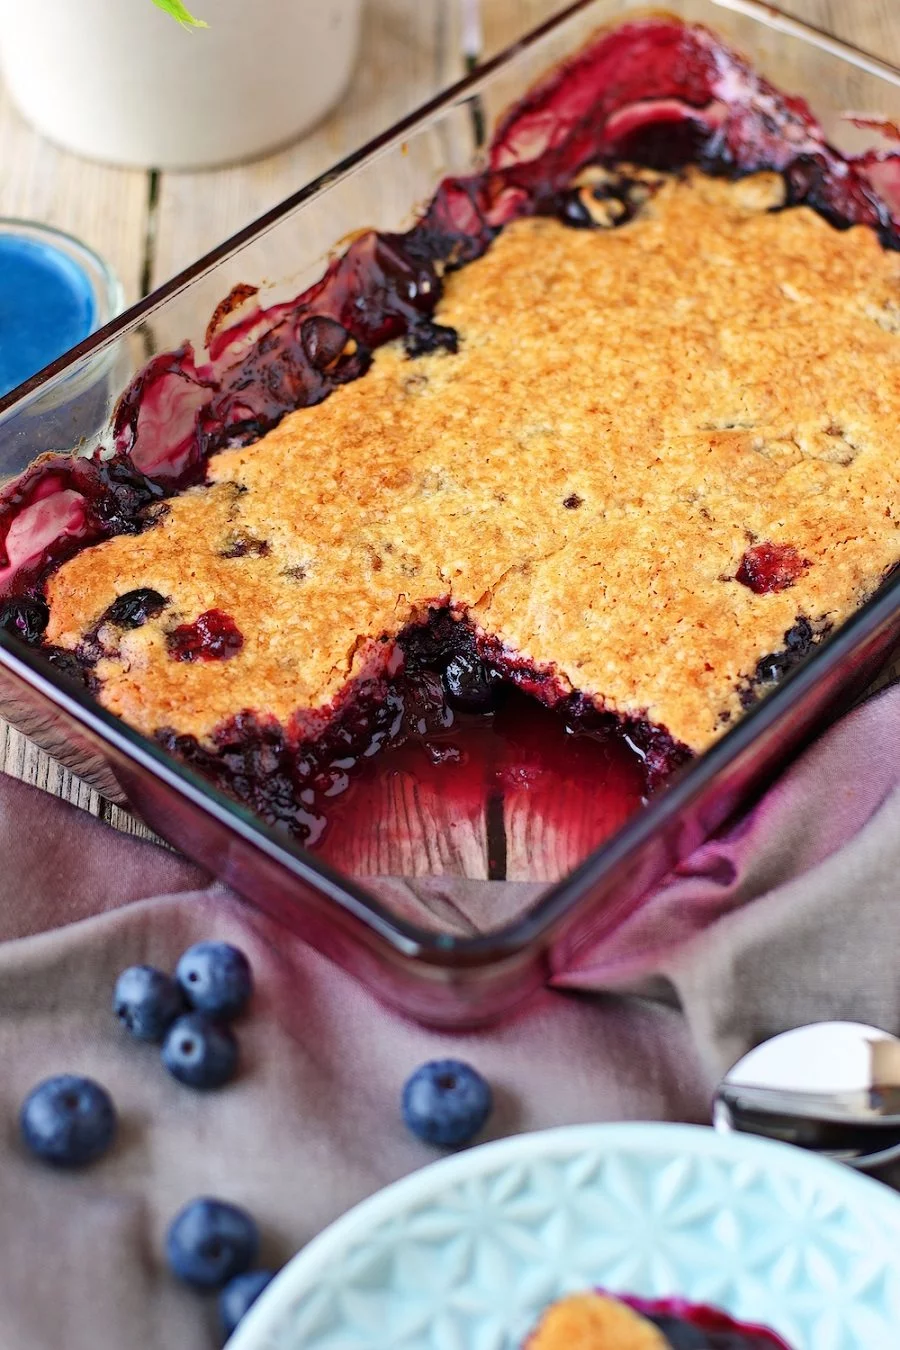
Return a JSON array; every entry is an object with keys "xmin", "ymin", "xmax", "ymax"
[{"xmin": 0, "ymin": 0, "xmax": 363, "ymax": 169}]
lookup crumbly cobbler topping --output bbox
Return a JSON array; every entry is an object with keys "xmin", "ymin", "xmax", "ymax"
[{"xmin": 44, "ymin": 170, "xmax": 900, "ymax": 750}]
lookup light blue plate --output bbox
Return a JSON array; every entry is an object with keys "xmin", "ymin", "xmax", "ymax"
[{"xmin": 229, "ymin": 1123, "xmax": 900, "ymax": 1350}]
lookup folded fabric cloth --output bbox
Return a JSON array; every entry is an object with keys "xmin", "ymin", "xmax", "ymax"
[{"xmin": 0, "ymin": 682, "xmax": 897, "ymax": 1349}]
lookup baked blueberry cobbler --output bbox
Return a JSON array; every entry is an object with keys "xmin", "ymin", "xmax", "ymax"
[
  {"xmin": 0, "ymin": 19, "xmax": 898, "ymax": 846},
  {"xmin": 525, "ymin": 1291, "xmax": 791, "ymax": 1348}
]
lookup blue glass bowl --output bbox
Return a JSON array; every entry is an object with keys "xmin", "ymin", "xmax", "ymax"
[{"xmin": 0, "ymin": 219, "xmax": 122, "ymax": 452}]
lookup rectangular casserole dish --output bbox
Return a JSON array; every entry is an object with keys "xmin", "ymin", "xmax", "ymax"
[{"xmin": 0, "ymin": 0, "xmax": 898, "ymax": 1027}]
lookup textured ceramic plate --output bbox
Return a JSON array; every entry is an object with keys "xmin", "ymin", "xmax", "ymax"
[{"xmin": 228, "ymin": 1123, "xmax": 900, "ymax": 1350}]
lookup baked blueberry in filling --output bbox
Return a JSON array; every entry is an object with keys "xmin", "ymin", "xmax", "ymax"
[
  {"xmin": 738, "ymin": 616, "xmax": 833, "ymax": 710},
  {"xmin": 299, "ymin": 315, "xmax": 351, "ymax": 371},
  {"xmin": 441, "ymin": 652, "xmax": 498, "ymax": 713},
  {"xmin": 735, "ymin": 544, "xmax": 809, "ymax": 594},
  {"xmin": 0, "ymin": 597, "xmax": 49, "ymax": 645},
  {"xmin": 403, "ymin": 319, "xmax": 459, "ymax": 358},
  {"xmin": 40, "ymin": 645, "xmax": 94, "ymax": 689},
  {"xmin": 104, "ymin": 589, "xmax": 168, "ymax": 630}
]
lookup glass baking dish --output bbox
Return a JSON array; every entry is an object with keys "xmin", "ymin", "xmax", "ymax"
[{"xmin": 0, "ymin": 0, "xmax": 898, "ymax": 1027}]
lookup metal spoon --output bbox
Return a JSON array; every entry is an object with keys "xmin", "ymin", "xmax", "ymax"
[{"xmin": 711, "ymin": 1021, "xmax": 900, "ymax": 1171}]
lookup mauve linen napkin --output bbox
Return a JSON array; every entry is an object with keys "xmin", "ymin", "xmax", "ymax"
[{"xmin": 0, "ymin": 682, "xmax": 898, "ymax": 1349}]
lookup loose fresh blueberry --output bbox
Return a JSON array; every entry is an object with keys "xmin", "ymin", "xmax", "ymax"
[
  {"xmin": 402, "ymin": 1059, "xmax": 492, "ymax": 1147},
  {"xmin": 113, "ymin": 965, "xmax": 185, "ymax": 1043},
  {"xmin": 20, "ymin": 1074, "xmax": 117, "ymax": 1167},
  {"xmin": 166, "ymin": 1197, "xmax": 259, "ymax": 1289},
  {"xmin": 442, "ymin": 651, "xmax": 497, "ymax": 713},
  {"xmin": 162, "ymin": 1013, "xmax": 238, "ymax": 1089},
  {"xmin": 0, "ymin": 597, "xmax": 49, "ymax": 645},
  {"xmin": 176, "ymin": 941, "xmax": 253, "ymax": 1019},
  {"xmin": 219, "ymin": 1269, "xmax": 276, "ymax": 1339},
  {"xmin": 104, "ymin": 588, "xmax": 168, "ymax": 629}
]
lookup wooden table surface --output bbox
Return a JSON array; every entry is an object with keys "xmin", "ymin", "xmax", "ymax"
[{"xmin": 0, "ymin": 0, "xmax": 896, "ymax": 853}]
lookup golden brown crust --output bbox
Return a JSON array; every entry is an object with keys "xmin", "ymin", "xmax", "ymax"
[
  {"xmin": 525, "ymin": 1292, "xmax": 669, "ymax": 1348},
  {"xmin": 45, "ymin": 171, "xmax": 900, "ymax": 747}
]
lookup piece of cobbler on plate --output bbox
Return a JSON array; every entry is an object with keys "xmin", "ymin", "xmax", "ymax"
[{"xmin": 525, "ymin": 1291, "xmax": 791, "ymax": 1349}]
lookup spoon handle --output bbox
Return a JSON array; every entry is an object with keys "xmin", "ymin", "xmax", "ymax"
[
  {"xmin": 714, "ymin": 1105, "xmax": 900, "ymax": 1158},
  {"xmin": 717, "ymin": 1082, "xmax": 900, "ymax": 1124}
]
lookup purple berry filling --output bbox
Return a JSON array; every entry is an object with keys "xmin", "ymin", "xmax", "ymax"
[
  {"xmin": 155, "ymin": 610, "xmax": 686, "ymax": 848},
  {"xmin": 736, "ymin": 543, "xmax": 809, "ymax": 594},
  {"xmin": 618, "ymin": 1292, "xmax": 792, "ymax": 1348},
  {"xmin": 167, "ymin": 609, "xmax": 244, "ymax": 662}
]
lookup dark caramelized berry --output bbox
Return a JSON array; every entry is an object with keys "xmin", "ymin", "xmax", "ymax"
[
  {"xmin": 785, "ymin": 617, "xmax": 816, "ymax": 652},
  {"xmin": 40, "ymin": 647, "xmax": 91, "ymax": 686},
  {"xmin": 740, "ymin": 616, "xmax": 828, "ymax": 708},
  {"xmin": 0, "ymin": 598, "xmax": 49, "ymax": 645},
  {"xmin": 555, "ymin": 182, "xmax": 635, "ymax": 231},
  {"xmin": 783, "ymin": 152, "xmax": 830, "ymax": 210},
  {"xmin": 645, "ymin": 1315, "xmax": 709, "ymax": 1347},
  {"xmin": 557, "ymin": 189, "xmax": 596, "ymax": 228},
  {"xmin": 404, "ymin": 321, "xmax": 459, "ymax": 358},
  {"xmin": 756, "ymin": 617, "xmax": 816, "ymax": 684},
  {"xmin": 442, "ymin": 652, "xmax": 496, "ymax": 713},
  {"xmin": 105, "ymin": 588, "xmax": 168, "ymax": 629},
  {"xmin": 300, "ymin": 316, "xmax": 349, "ymax": 370}
]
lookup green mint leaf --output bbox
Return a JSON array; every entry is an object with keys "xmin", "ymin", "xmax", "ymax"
[{"xmin": 152, "ymin": 0, "xmax": 208, "ymax": 28}]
